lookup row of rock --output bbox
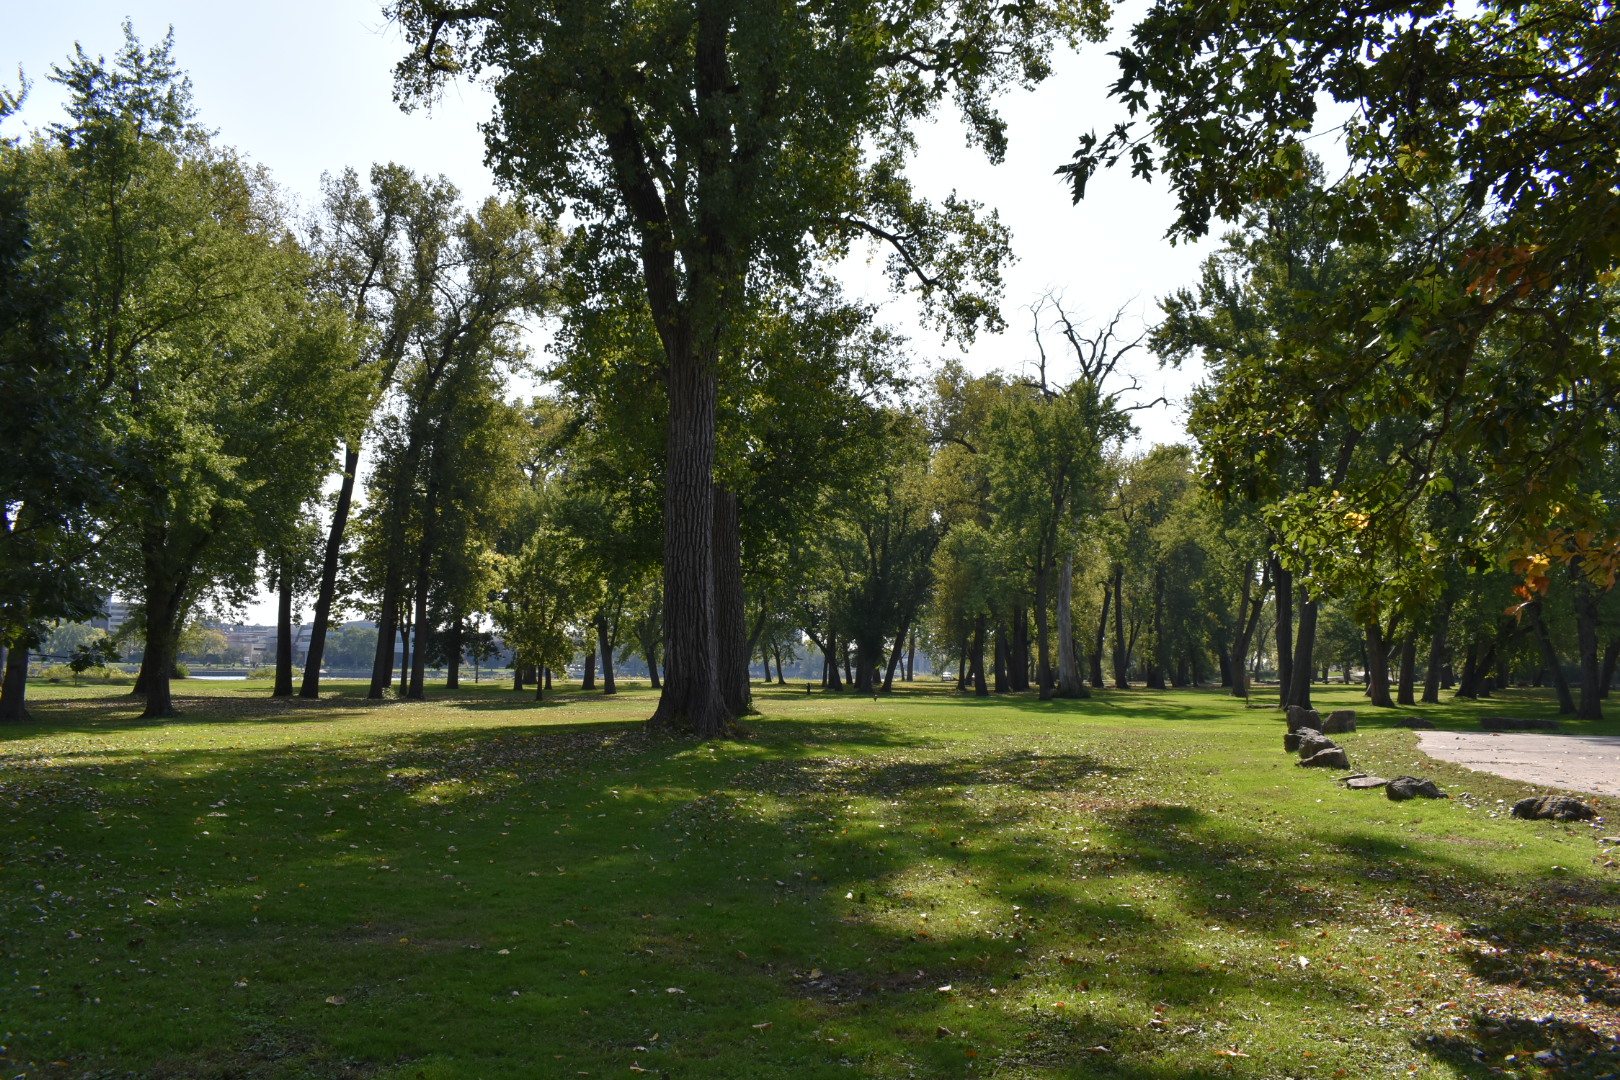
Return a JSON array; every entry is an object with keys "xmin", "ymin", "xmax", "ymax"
[{"xmin": 1285, "ymin": 706, "xmax": 1355, "ymax": 769}]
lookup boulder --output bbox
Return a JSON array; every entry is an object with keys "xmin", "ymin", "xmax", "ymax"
[
  {"xmin": 1298, "ymin": 746, "xmax": 1350, "ymax": 769},
  {"xmin": 1394, "ymin": 716, "xmax": 1436, "ymax": 729},
  {"xmin": 1323, "ymin": 709, "xmax": 1358, "ymax": 734},
  {"xmin": 1284, "ymin": 731, "xmax": 1305, "ymax": 753},
  {"xmin": 1286, "ymin": 706, "xmax": 1323, "ymax": 732},
  {"xmin": 1511, "ymin": 795, "xmax": 1596, "ymax": 822},
  {"xmin": 1296, "ymin": 730, "xmax": 1338, "ymax": 760},
  {"xmin": 1341, "ymin": 775, "xmax": 1390, "ymax": 790},
  {"xmin": 1480, "ymin": 716, "xmax": 1560, "ymax": 732},
  {"xmin": 1385, "ymin": 775, "xmax": 1447, "ymax": 800}
]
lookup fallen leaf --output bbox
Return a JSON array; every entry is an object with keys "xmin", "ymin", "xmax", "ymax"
[{"xmin": 325, "ymin": 995, "xmax": 346, "ymax": 1006}]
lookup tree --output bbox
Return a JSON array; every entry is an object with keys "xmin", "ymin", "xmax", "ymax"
[
  {"xmin": 299, "ymin": 164, "xmax": 464, "ymax": 699},
  {"xmin": 389, "ymin": 0, "xmax": 1104, "ymax": 736},
  {"xmin": 20, "ymin": 28, "xmax": 369, "ymax": 718},
  {"xmin": 1066, "ymin": 0, "xmax": 1620, "ymax": 585}
]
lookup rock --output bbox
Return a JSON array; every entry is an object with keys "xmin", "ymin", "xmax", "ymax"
[
  {"xmin": 1343, "ymin": 775, "xmax": 1390, "ymax": 790},
  {"xmin": 1296, "ymin": 730, "xmax": 1338, "ymax": 760},
  {"xmin": 1480, "ymin": 716, "xmax": 1560, "ymax": 731},
  {"xmin": 1394, "ymin": 716, "xmax": 1436, "ymax": 729},
  {"xmin": 1323, "ymin": 709, "xmax": 1358, "ymax": 733},
  {"xmin": 1298, "ymin": 746, "xmax": 1350, "ymax": 769},
  {"xmin": 1386, "ymin": 775, "xmax": 1447, "ymax": 800},
  {"xmin": 1286, "ymin": 706, "xmax": 1323, "ymax": 732},
  {"xmin": 1284, "ymin": 731, "xmax": 1305, "ymax": 753},
  {"xmin": 1511, "ymin": 795, "xmax": 1596, "ymax": 822}
]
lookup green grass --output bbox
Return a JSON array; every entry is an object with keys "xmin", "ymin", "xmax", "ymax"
[{"xmin": 2, "ymin": 678, "xmax": 1618, "ymax": 1079}]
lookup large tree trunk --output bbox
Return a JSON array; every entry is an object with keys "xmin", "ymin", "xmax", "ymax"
[
  {"xmin": 712, "ymin": 487, "xmax": 750, "ymax": 714},
  {"xmin": 368, "ymin": 565, "xmax": 402, "ymax": 699},
  {"xmin": 512, "ymin": 657, "xmax": 525, "ymax": 692},
  {"xmin": 138, "ymin": 548, "xmax": 191, "ymax": 719},
  {"xmin": 1396, "ymin": 630, "xmax": 1417, "ymax": 706},
  {"xmin": 1034, "ymin": 561, "xmax": 1054, "ymax": 700},
  {"xmin": 445, "ymin": 618, "xmax": 462, "ymax": 689},
  {"xmin": 1090, "ymin": 583, "xmax": 1109, "ymax": 688},
  {"xmin": 273, "ymin": 569, "xmax": 295, "ymax": 698},
  {"xmin": 1573, "ymin": 580, "xmax": 1604, "ymax": 720},
  {"xmin": 991, "ymin": 620, "xmax": 1008, "ymax": 693},
  {"xmin": 1056, "ymin": 553, "xmax": 1088, "ymax": 698},
  {"xmin": 824, "ymin": 633, "xmax": 843, "ymax": 691},
  {"xmin": 970, "ymin": 614, "xmax": 988, "ymax": 697},
  {"xmin": 407, "ymin": 549, "xmax": 430, "ymax": 700},
  {"xmin": 1455, "ymin": 640, "xmax": 1479, "ymax": 699},
  {"xmin": 596, "ymin": 611, "xmax": 618, "ymax": 695},
  {"xmin": 647, "ymin": 339, "xmax": 729, "ymax": 736},
  {"xmin": 1286, "ymin": 585, "xmax": 1317, "ymax": 710},
  {"xmin": 1144, "ymin": 565, "xmax": 1167, "ymax": 690},
  {"xmin": 883, "ymin": 614, "xmax": 910, "ymax": 692},
  {"xmin": 1273, "ymin": 557, "xmax": 1293, "ymax": 707},
  {"xmin": 1365, "ymin": 621, "xmax": 1395, "ymax": 708},
  {"xmin": 905, "ymin": 627, "xmax": 915, "ymax": 682},
  {"xmin": 583, "ymin": 640, "xmax": 596, "ymax": 690},
  {"xmin": 1526, "ymin": 600, "xmax": 1576, "ymax": 714},
  {"xmin": 1009, "ymin": 607, "xmax": 1030, "ymax": 691},
  {"xmin": 300, "ymin": 443, "xmax": 360, "ymax": 699},
  {"xmin": 1110, "ymin": 563, "xmax": 1129, "ymax": 689},
  {"xmin": 0, "ymin": 641, "xmax": 29, "ymax": 722},
  {"xmin": 1422, "ymin": 601, "xmax": 1450, "ymax": 704}
]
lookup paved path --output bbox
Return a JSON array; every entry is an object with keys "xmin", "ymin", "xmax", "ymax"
[{"xmin": 1416, "ymin": 731, "xmax": 1620, "ymax": 798}]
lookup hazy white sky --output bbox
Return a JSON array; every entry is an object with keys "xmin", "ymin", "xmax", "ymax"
[{"xmin": 6, "ymin": 1, "xmax": 1223, "ymax": 624}]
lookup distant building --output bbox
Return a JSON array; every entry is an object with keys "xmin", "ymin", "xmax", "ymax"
[{"xmin": 89, "ymin": 599, "xmax": 137, "ymax": 637}]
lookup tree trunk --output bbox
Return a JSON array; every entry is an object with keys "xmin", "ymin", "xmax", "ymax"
[
  {"xmin": 969, "ymin": 614, "xmax": 988, "ymax": 697},
  {"xmin": 534, "ymin": 668, "xmax": 545, "ymax": 701},
  {"xmin": 583, "ymin": 640, "xmax": 596, "ymax": 691},
  {"xmin": 1144, "ymin": 565, "xmax": 1167, "ymax": 690},
  {"xmin": 1273, "ymin": 557, "xmax": 1293, "ymax": 706},
  {"xmin": 992, "ymin": 620, "xmax": 1008, "ymax": 693},
  {"xmin": 398, "ymin": 604, "xmax": 412, "ymax": 696},
  {"xmin": 1009, "ymin": 607, "xmax": 1029, "ymax": 691},
  {"xmin": 138, "ymin": 554, "xmax": 189, "ymax": 719},
  {"xmin": 1110, "ymin": 563, "xmax": 1128, "ymax": 689},
  {"xmin": 646, "ymin": 336, "xmax": 729, "ymax": 736},
  {"xmin": 272, "ymin": 568, "xmax": 295, "ymax": 697},
  {"xmin": 905, "ymin": 627, "xmax": 915, "ymax": 682},
  {"xmin": 1455, "ymin": 640, "xmax": 1479, "ymax": 699},
  {"xmin": 883, "ymin": 614, "xmax": 910, "ymax": 692},
  {"xmin": 300, "ymin": 442, "xmax": 359, "ymax": 699},
  {"xmin": 1422, "ymin": 602, "xmax": 1450, "ymax": 704},
  {"xmin": 1034, "ymin": 560, "xmax": 1054, "ymax": 700},
  {"xmin": 368, "ymin": 565, "xmax": 402, "ymax": 699},
  {"xmin": 1217, "ymin": 645, "xmax": 1232, "ymax": 688},
  {"xmin": 445, "ymin": 619, "xmax": 462, "ymax": 689},
  {"xmin": 773, "ymin": 644, "xmax": 786, "ymax": 685},
  {"xmin": 513, "ymin": 658, "xmax": 525, "ymax": 692},
  {"xmin": 1056, "ymin": 552, "xmax": 1087, "ymax": 698},
  {"xmin": 956, "ymin": 631, "xmax": 968, "ymax": 692},
  {"xmin": 596, "ymin": 611, "xmax": 618, "ymax": 695},
  {"xmin": 1287, "ymin": 585, "xmax": 1317, "ymax": 710},
  {"xmin": 0, "ymin": 641, "xmax": 29, "ymax": 722},
  {"xmin": 1573, "ymin": 580, "xmax": 1603, "ymax": 720},
  {"xmin": 1365, "ymin": 622, "xmax": 1394, "ymax": 708},
  {"xmin": 1526, "ymin": 600, "xmax": 1576, "ymax": 714},
  {"xmin": 543, "ymin": 666, "xmax": 551, "ymax": 690},
  {"xmin": 1396, "ymin": 630, "xmax": 1417, "ymax": 706},
  {"xmin": 1090, "ymin": 583, "xmax": 1109, "ymax": 688},
  {"xmin": 407, "ymin": 553, "xmax": 430, "ymax": 700},
  {"xmin": 712, "ymin": 487, "xmax": 750, "ymax": 714},
  {"xmin": 1229, "ymin": 564, "xmax": 1255, "ymax": 699},
  {"xmin": 824, "ymin": 633, "xmax": 843, "ymax": 692}
]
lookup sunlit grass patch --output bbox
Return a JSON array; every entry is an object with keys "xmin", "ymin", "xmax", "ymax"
[{"xmin": 0, "ymin": 679, "xmax": 1616, "ymax": 1078}]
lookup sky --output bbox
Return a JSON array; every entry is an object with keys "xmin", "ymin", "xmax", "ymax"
[{"xmin": 5, "ymin": 1, "xmax": 1222, "ymax": 625}]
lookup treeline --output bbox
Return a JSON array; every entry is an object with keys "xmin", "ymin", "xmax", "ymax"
[{"xmin": 6, "ymin": 0, "xmax": 1618, "ymax": 731}]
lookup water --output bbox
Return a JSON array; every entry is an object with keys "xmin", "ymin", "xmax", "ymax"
[{"xmin": 189, "ymin": 675, "xmax": 248, "ymax": 681}]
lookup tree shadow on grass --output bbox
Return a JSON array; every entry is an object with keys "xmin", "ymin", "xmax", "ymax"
[{"xmin": 4, "ymin": 706, "xmax": 1619, "ymax": 1078}]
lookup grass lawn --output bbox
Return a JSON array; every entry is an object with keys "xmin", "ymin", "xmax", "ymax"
[{"xmin": 2, "ymin": 677, "xmax": 1618, "ymax": 1079}]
